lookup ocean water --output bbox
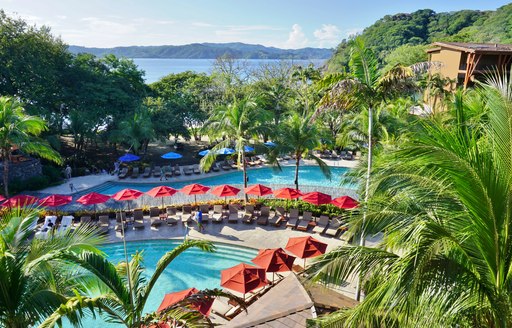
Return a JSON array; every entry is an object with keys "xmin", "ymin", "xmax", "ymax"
[{"xmin": 132, "ymin": 58, "xmax": 326, "ymax": 83}]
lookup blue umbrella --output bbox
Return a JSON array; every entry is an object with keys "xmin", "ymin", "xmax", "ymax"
[
  {"xmin": 216, "ymin": 148, "xmax": 235, "ymax": 155},
  {"xmin": 161, "ymin": 152, "xmax": 183, "ymax": 159},
  {"xmin": 198, "ymin": 150, "xmax": 210, "ymax": 156},
  {"xmin": 118, "ymin": 153, "xmax": 140, "ymax": 162},
  {"xmin": 244, "ymin": 146, "xmax": 255, "ymax": 152},
  {"xmin": 264, "ymin": 141, "xmax": 277, "ymax": 147}
]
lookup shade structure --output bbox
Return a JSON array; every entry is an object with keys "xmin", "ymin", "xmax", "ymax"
[
  {"xmin": 273, "ymin": 187, "xmax": 302, "ymax": 200},
  {"xmin": 112, "ymin": 188, "xmax": 144, "ymax": 202},
  {"xmin": 244, "ymin": 145, "xmax": 254, "ymax": 152},
  {"xmin": 301, "ymin": 191, "xmax": 332, "ymax": 206},
  {"xmin": 244, "ymin": 184, "xmax": 273, "ymax": 197},
  {"xmin": 198, "ymin": 149, "xmax": 210, "ymax": 156},
  {"xmin": 252, "ymin": 248, "xmax": 295, "ymax": 282},
  {"xmin": 220, "ymin": 263, "xmax": 268, "ymax": 299},
  {"xmin": 216, "ymin": 147, "xmax": 235, "ymax": 155},
  {"xmin": 39, "ymin": 194, "xmax": 72, "ymax": 207},
  {"xmin": 180, "ymin": 183, "xmax": 210, "ymax": 204},
  {"xmin": 161, "ymin": 152, "xmax": 183, "ymax": 159},
  {"xmin": 118, "ymin": 153, "xmax": 140, "ymax": 162},
  {"xmin": 146, "ymin": 186, "xmax": 178, "ymax": 208},
  {"xmin": 76, "ymin": 192, "xmax": 110, "ymax": 205},
  {"xmin": 3, "ymin": 195, "xmax": 39, "ymax": 207},
  {"xmin": 285, "ymin": 236, "xmax": 327, "ymax": 269},
  {"xmin": 331, "ymin": 196, "xmax": 359, "ymax": 209},
  {"xmin": 264, "ymin": 141, "xmax": 277, "ymax": 147},
  {"xmin": 157, "ymin": 287, "xmax": 213, "ymax": 316},
  {"xmin": 210, "ymin": 184, "xmax": 240, "ymax": 197}
]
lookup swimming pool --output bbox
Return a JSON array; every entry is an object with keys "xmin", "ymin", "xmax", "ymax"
[
  {"xmin": 74, "ymin": 240, "xmax": 258, "ymax": 326},
  {"xmin": 89, "ymin": 165, "xmax": 354, "ymax": 195}
]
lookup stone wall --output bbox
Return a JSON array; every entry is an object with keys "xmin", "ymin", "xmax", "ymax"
[{"xmin": 0, "ymin": 158, "xmax": 43, "ymax": 181}]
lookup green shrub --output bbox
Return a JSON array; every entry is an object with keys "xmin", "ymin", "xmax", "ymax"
[
  {"xmin": 42, "ymin": 165, "xmax": 63, "ymax": 182},
  {"xmin": 9, "ymin": 175, "xmax": 50, "ymax": 193}
]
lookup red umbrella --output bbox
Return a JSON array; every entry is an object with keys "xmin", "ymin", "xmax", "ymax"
[
  {"xmin": 112, "ymin": 188, "xmax": 143, "ymax": 201},
  {"xmin": 244, "ymin": 184, "xmax": 273, "ymax": 197},
  {"xmin": 76, "ymin": 192, "xmax": 111, "ymax": 219},
  {"xmin": 146, "ymin": 186, "xmax": 178, "ymax": 209},
  {"xmin": 285, "ymin": 236, "xmax": 328, "ymax": 269},
  {"xmin": 301, "ymin": 191, "xmax": 332, "ymax": 206},
  {"xmin": 273, "ymin": 187, "xmax": 302, "ymax": 200},
  {"xmin": 220, "ymin": 263, "xmax": 268, "ymax": 299},
  {"xmin": 251, "ymin": 248, "xmax": 295, "ymax": 282},
  {"xmin": 3, "ymin": 195, "xmax": 39, "ymax": 207},
  {"xmin": 157, "ymin": 287, "xmax": 213, "ymax": 316},
  {"xmin": 180, "ymin": 183, "xmax": 210, "ymax": 204},
  {"xmin": 211, "ymin": 184, "xmax": 240, "ymax": 203},
  {"xmin": 0, "ymin": 195, "xmax": 6, "ymax": 203},
  {"xmin": 331, "ymin": 196, "xmax": 359, "ymax": 209},
  {"xmin": 39, "ymin": 194, "xmax": 72, "ymax": 207}
]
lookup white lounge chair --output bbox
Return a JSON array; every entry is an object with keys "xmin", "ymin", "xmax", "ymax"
[
  {"xmin": 212, "ymin": 205, "xmax": 224, "ymax": 223},
  {"xmin": 58, "ymin": 215, "xmax": 74, "ymax": 233},
  {"xmin": 35, "ymin": 215, "xmax": 57, "ymax": 239}
]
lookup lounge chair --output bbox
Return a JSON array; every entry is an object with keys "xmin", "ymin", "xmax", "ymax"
[
  {"xmin": 296, "ymin": 211, "xmax": 312, "ymax": 231},
  {"xmin": 132, "ymin": 209, "xmax": 145, "ymax": 230},
  {"xmin": 166, "ymin": 206, "xmax": 178, "ymax": 225},
  {"xmin": 98, "ymin": 215, "xmax": 110, "ymax": 234},
  {"xmin": 221, "ymin": 161, "xmax": 231, "ymax": 171},
  {"xmin": 35, "ymin": 215, "xmax": 57, "ymax": 239},
  {"xmin": 242, "ymin": 205, "xmax": 255, "ymax": 224},
  {"xmin": 199, "ymin": 205, "xmax": 210, "ymax": 224},
  {"xmin": 153, "ymin": 165, "xmax": 162, "ymax": 178},
  {"xmin": 212, "ymin": 205, "xmax": 224, "ymax": 223},
  {"xmin": 228, "ymin": 205, "xmax": 239, "ymax": 223},
  {"xmin": 149, "ymin": 207, "xmax": 163, "ymax": 227},
  {"xmin": 193, "ymin": 164, "xmax": 201, "ymax": 174},
  {"xmin": 211, "ymin": 163, "xmax": 220, "ymax": 172},
  {"xmin": 268, "ymin": 206, "xmax": 285, "ymax": 226},
  {"xmin": 78, "ymin": 215, "xmax": 93, "ymax": 226},
  {"xmin": 228, "ymin": 159, "xmax": 238, "ymax": 169},
  {"xmin": 181, "ymin": 205, "xmax": 193, "ymax": 224},
  {"xmin": 313, "ymin": 215, "xmax": 330, "ymax": 234},
  {"xmin": 118, "ymin": 167, "xmax": 129, "ymax": 179},
  {"xmin": 184, "ymin": 165, "xmax": 193, "ymax": 175},
  {"xmin": 142, "ymin": 167, "xmax": 151, "ymax": 178},
  {"xmin": 324, "ymin": 218, "xmax": 344, "ymax": 237},
  {"xmin": 115, "ymin": 212, "xmax": 127, "ymax": 232},
  {"xmin": 173, "ymin": 164, "xmax": 182, "ymax": 176},
  {"xmin": 286, "ymin": 208, "xmax": 300, "ymax": 229},
  {"xmin": 163, "ymin": 165, "xmax": 173, "ymax": 179},
  {"xmin": 131, "ymin": 167, "xmax": 139, "ymax": 179},
  {"xmin": 58, "ymin": 215, "xmax": 74, "ymax": 233},
  {"xmin": 256, "ymin": 206, "xmax": 270, "ymax": 225}
]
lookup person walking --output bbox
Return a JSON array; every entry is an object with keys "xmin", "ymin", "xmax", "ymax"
[
  {"xmin": 64, "ymin": 165, "xmax": 72, "ymax": 180},
  {"xmin": 195, "ymin": 209, "xmax": 203, "ymax": 233}
]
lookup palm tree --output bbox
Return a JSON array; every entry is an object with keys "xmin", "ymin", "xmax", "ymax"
[
  {"xmin": 272, "ymin": 111, "xmax": 331, "ymax": 191},
  {"xmin": 0, "ymin": 97, "xmax": 62, "ymax": 196},
  {"xmin": 0, "ymin": 207, "xmax": 105, "ymax": 328},
  {"xmin": 41, "ymin": 239, "xmax": 220, "ymax": 328},
  {"xmin": 112, "ymin": 111, "xmax": 155, "ymax": 155},
  {"xmin": 201, "ymin": 98, "xmax": 271, "ymax": 198},
  {"xmin": 308, "ymin": 78, "xmax": 512, "ymax": 327}
]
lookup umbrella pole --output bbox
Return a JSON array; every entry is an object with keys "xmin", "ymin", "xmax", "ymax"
[
  {"xmin": 119, "ymin": 205, "xmax": 134, "ymax": 307},
  {"xmin": 161, "ymin": 197, "xmax": 164, "ymax": 210},
  {"xmin": 304, "ymin": 258, "xmax": 306, "ymax": 271}
]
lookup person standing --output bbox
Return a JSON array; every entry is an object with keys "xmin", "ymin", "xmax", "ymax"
[
  {"xmin": 64, "ymin": 165, "xmax": 72, "ymax": 180},
  {"xmin": 195, "ymin": 209, "xmax": 203, "ymax": 232}
]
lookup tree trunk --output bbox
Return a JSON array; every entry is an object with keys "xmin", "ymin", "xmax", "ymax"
[
  {"xmin": 3, "ymin": 148, "xmax": 9, "ymax": 197},
  {"xmin": 294, "ymin": 153, "xmax": 300, "ymax": 191},
  {"xmin": 241, "ymin": 150, "xmax": 248, "ymax": 203}
]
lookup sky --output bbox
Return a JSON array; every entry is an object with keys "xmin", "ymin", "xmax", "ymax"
[{"xmin": 0, "ymin": 0, "xmax": 510, "ymax": 49}]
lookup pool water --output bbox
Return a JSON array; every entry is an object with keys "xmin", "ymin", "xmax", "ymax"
[
  {"xmin": 74, "ymin": 240, "xmax": 257, "ymax": 326},
  {"xmin": 90, "ymin": 165, "xmax": 353, "ymax": 195}
]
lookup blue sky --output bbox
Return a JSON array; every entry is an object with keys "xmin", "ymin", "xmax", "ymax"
[{"xmin": 0, "ymin": 0, "xmax": 509, "ymax": 48}]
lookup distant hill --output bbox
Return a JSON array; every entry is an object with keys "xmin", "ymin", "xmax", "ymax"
[
  {"xmin": 327, "ymin": 4, "xmax": 512, "ymax": 71},
  {"xmin": 68, "ymin": 42, "xmax": 333, "ymax": 60}
]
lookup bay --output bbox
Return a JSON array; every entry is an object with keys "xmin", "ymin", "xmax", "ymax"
[{"xmin": 132, "ymin": 58, "xmax": 326, "ymax": 83}]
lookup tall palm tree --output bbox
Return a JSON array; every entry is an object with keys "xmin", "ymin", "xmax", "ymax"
[
  {"xmin": 272, "ymin": 111, "xmax": 331, "ymax": 191},
  {"xmin": 41, "ymin": 239, "xmax": 219, "ymax": 328},
  {"xmin": 112, "ymin": 111, "xmax": 155, "ymax": 155},
  {"xmin": 201, "ymin": 98, "xmax": 271, "ymax": 198},
  {"xmin": 0, "ymin": 97, "xmax": 62, "ymax": 196},
  {"xmin": 308, "ymin": 78, "xmax": 512, "ymax": 327},
  {"xmin": 0, "ymin": 207, "xmax": 105, "ymax": 328}
]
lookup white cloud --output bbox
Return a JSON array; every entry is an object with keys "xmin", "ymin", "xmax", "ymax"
[
  {"xmin": 344, "ymin": 27, "xmax": 364, "ymax": 39},
  {"xmin": 313, "ymin": 24, "xmax": 341, "ymax": 47},
  {"xmin": 284, "ymin": 24, "xmax": 308, "ymax": 49}
]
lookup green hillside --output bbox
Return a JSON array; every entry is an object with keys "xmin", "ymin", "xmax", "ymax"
[{"xmin": 327, "ymin": 4, "xmax": 512, "ymax": 71}]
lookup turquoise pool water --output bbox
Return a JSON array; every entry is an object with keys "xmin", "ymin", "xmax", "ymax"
[
  {"xmin": 90, "ymin": 165, "xmax": 353, "ymax": 195},
  {"xmin": 75, "ymin": 240, "xmax": 257, "ymax": 326}
]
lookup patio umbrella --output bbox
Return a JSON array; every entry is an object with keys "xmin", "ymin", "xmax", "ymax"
[
  {"xmin": 251, "ymin": 248, "xmax": 295, "ymax": 282},
  {"xmin": 220, "ymin": 263, "xmax": 268, "ymax": 300},
  {"xmin": 264, "ymin": 141, "xmax": 277, "ymax": 147},
  {"xmin": 216, "ymin": 147, "xmax": 235, "ymax": 155},
  {"xmin": 39, "ymin": 194, "xmax": 72, "ymax": 214},
  {"xmin": 161, "ymin": 152, "xmax": 183, "ymax": 159},
  {"xmin": 157, "ymin": 287, "xmax": 213, "ymax": 316},
  {"xmin": 273, "ymin": 187, "xmax": 302, "ymax": 200},
  {"xmin": 244, "ymin": 145, "xmax": 254, "ymax": 152},
  {"xmin": 301, "ymin": 191, "xmax": 332, "ymax": 206},
  {"xmin": 112, "ymin": 188, "xmax": 144, "ymax": 212},
  {"xmin": 198, "ymin": 149, "xmax": 210, "ymax": 156},
  {"xmin": 76, "ymin": 192, "xmax": 111, "ymax": 218},
  {"xmin": 146, "ymin": 186, "xmax": 177, "ymax": 209},
  {"xmin": 118, "ymin": 153, "xmax": 140, "ymax": 162},
  {"xmin": 3, "ymin": 195, "xmax": 39, "ymax": 207},
  {"xmin": 285, "ymin": 236, "xmax": 327, "ymax": 269},
  {"xmin": 180, "ymin": 183, "xmax": 210, "ymax": 205},
  {"xmin": 244, "ymin": 184, "xmax": 273, "ymax": 199},
  {"xmin": 0, "ymin": 195, "xmax": 6, "ymax": 203},
  {"xmin": 210, "ymin": 184, "xmax": 240, "ymax": 203},
  {"xmin": 331, "ymin": 196, "xmax": 359, "ymax": 209}
]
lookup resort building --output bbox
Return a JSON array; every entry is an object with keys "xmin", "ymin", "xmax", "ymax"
[{"xmin": 427, "ymin": 42, "xmax": 512, "ymax": 89}]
